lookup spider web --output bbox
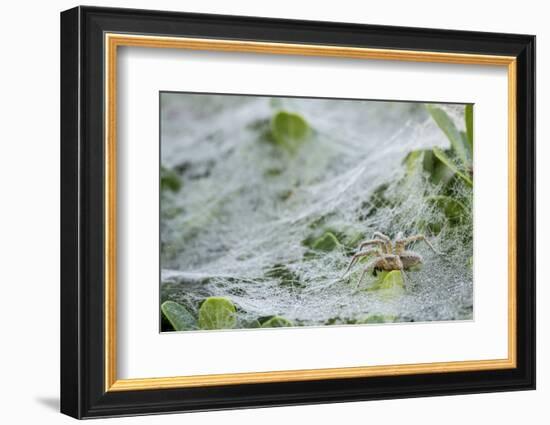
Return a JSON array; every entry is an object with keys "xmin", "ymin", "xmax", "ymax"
[{"xmin": 160, "ymin": 94, "xmax": 473, "ymax": 327}]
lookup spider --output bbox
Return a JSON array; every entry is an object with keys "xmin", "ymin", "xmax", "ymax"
[{"xmin": 342, "ymin": 231, "xmax": 441, "ymax": 288}]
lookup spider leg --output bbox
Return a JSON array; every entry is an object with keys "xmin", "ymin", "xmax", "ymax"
[
  {"xmin": 356, "ymin": 269, "xmax": 369, "ymax": 289},
  {"xmin": 373, "ymin": 231, "xmax": 390, "ymax": 242},
  {"xmin": 372, "ymin": 232, "xmax": 392, "ymax": 254},
  {"xmin": 397, "ymin": 234, "xmax": 442, "ymax": 255},
  {"xmin": 342, "ymin": 248, "xmax": 380, "ymax": 278},
  {"xmin": 356, "ymin": 258, "xmax": 379, "ymax": 289},
  {"xmin": 357, "ymin": 239, "xmax": 385, "ymax": 251},
  {"xmin": 400, "ymin": 268, "xmax": 409, "ymax": 289}
]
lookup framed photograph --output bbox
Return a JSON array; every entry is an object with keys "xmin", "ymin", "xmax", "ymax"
[{"xmin": 60, "ymin": 6, "xmax": 535, "ymax": 419}]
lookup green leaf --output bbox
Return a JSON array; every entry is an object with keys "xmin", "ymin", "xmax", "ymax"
[
  {"xmin": 432, "ymin": 159, "xmax": 456, "ymax": 186},
  {"xmin": 372, "ymin": 271, "xmax": 404, "ymax": 290},
  {"xmin": 311, "ymin": 232, "xmax": 340, "ymax": 252},
  {"xmin": 265, "ymin": 264, "xmax": 303, "ymax": 287},
  {"xmin": 160, "ymin": 166, "xmax": 182, "ymax": 193},
  {"xmin": 261, "ymin": 316, "xmax": 293, "ymax": 328},
  {"xmin": 198, "ymin": 297, "xmax": 237, "ymax": 330},
  {"xmin": 270, "ymin": 111, "xmax": 310, "ymax": 153},
  {"xmin": 427, "ymin": 195, "xmax": 468, "ymax": 224},
  {"xmin": 161, "ymin": 301, "xmax": 197, "ymax": 331},
  {"xmin": 426, "ymin": 105, "xmax": 469, "ymax": 166},
  {"xmin": 432, "ymin": 147, "xmax": 473, "ymax": 187},
  {"xmin": 422, "ymin": 149, "xmax": 436, "ymax": 175},
  {"xmin": 264, "ymin": 167, "xmax": 283, "ymax": 177},
  {"xmin": 359, "ymin": 314, "xmax": 396, "ymax": 324},
  {"xmin": 366, "ymin": 270, "xmax": 405, "ymax": 299},
  {"xmin": 402, "ymin": 149, "xmax": 454, "ymax": 186},
  {"xmin": 465, "ymin": 104, "xmax": 474, "ymax": 151},
  {"xmin": 343, "ymin": 232, "xmax": 365, "ymax": 251},
  {"xmin": 459, "ymin": 131, "xmax": 472, "ymax": 161},
  {"xmin": 403, "ymin": 150, "xmax": 424, "ymax": 175},
  {"xmin": 242, "ymin": 319, "xmax": 262, "ymax": 329}
]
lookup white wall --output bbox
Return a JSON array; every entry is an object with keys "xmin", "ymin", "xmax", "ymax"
[{"xmin": 0, "ymin": 0, "xmax": 544, "ymax": 423}]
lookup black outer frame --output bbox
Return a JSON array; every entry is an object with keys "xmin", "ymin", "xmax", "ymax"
[{"xmin": 60, "ymin": 5, "xmax": 536, "ymax": 419}]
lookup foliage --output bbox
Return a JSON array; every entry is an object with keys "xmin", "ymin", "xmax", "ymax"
[
  {"xmin": 198, "ymin": 297, "xmax": 237, "ymax": 330},
  {"xmin": 465, "ymin": 104, "xmax": 474, "ymax": 151},
  {"xmin": 261, "ymin": 316, "xmax": 293, "ymax": 328},
  {"xmin": 432, "ymin": 147, "xmax": 472, "ymax": 187},
  {"xmin": 270, "ymin": 110, "xmax": 310, "ymax": 153},
  {"xmin": 311, "ymin": 231, "xmax": 341, "ymax": 252},
  {"xmin": 426, "ymin": 195, "xmax": 467, "ymax": 225},
  {"xmin": 396, "ymin": 104, "xmax": 474, "ymax": 239},
  {"xmin": 359, "ymin": 314, "xmax": 396, "ymax": 324},
  {"xmin": 365, "ymin": 270, "xmax": 405, "ymax": 299},
  {"xmin": 426, "ymin": 105, "xmax": 470, "ymax": 166},
  {"xmin": 160, "ymin": 301, "xmax": 196, "ymax": 331},
  {"xmin": 160, "ymin": 166, "xmax": 182, "ymax": 193},
  {"xmin": 404, "ymin": 105, "xmax": 473, "ymax": 189},
  {"xmin": 265, "ymin": 264, "xmax": 303, "ymax": 287},
  {"xmin": 161, "ymin": 298, "xmax": 293, "ymax": 332}
]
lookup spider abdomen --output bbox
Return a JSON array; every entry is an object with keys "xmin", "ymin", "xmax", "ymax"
[{"xmin": 400, "ymin": 251, "xmax": 423, "ymax": 269}]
